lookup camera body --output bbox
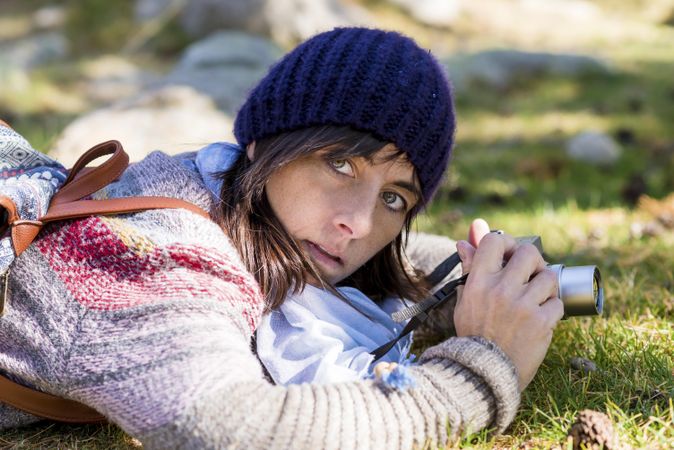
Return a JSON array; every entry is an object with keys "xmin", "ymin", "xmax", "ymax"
[{"xmin": 516, "ymin": 236, "xmax": 604, "ymax": 316}]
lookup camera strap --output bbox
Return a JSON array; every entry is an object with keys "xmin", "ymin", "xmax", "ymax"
[{"xmin": 370, "ymin": 252, "xmax": 467, "ymax": 362}]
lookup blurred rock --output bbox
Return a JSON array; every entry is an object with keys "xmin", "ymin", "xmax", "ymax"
[
  {"xmin": 161, "ymin": 31, "xmax": 281, "ymax": 114},
  {"xmin": 33, "ymin": 5, "xmax": 67, "ymax": 30},
  {"xmin": 135, "ymin": 0, "xmax": 186, "ymax": 21},
  {"xmin": 50, "ymin": 86, "xmax": 233, "ymax": 165},
  {"xmin": 444, "ymin": 50, "xmax": 611, "ymax": 94},
  {"xmin": 0, "ymin": 32, "xmax": 68, "ymax": 71},
  {"xmin": 81, "ymin": 55, "xmax": 161, "ymax": 104},
  {"xmin": 137, "ymin": 0, "xmax": 369, "ymax": 45},
  {"xmin": 566, "ymin": 131, "xmax": 621, "ymax": 166},
  {"xmin": 387, "ymin": 0, "xmax": 462, "ymax": 28}
]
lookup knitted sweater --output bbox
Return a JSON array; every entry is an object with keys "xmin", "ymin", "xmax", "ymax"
[{"xmin": 0, "ymin": 146, "xmax": 520, "ymax": 449}]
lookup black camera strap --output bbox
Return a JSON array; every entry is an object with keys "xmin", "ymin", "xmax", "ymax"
[{"xmin": 370, "ymin": 252, "xmax": 467, "ymax": 361}]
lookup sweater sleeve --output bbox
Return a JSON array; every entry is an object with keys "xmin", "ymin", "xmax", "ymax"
[
  {"xmin": 52, "ymin": 245, "xmax": 519, "ymax": 450},
  {"xmin": 74, "ymin": 310, "xmax": 519, "ymax": 450}
]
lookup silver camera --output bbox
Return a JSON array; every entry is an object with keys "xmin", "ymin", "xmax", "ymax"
[{"xmin": 517, "ymin": 236, "xmax": 604, "ymax": 317}]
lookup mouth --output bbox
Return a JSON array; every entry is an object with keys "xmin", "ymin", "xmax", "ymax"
[{"xmin": 305, "ymin": 241, "xmax": 345, "ymax": 268}]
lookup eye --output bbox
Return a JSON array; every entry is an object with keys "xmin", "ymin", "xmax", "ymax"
[
  {"xmin": 382, "ymin": 191, "xmax": 407, "ymax": 212},
  {"xmin": 328, "ymin": 159, "xmax": 354, "ymax": 176}
]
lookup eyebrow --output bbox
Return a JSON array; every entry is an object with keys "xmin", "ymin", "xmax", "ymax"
[{"xmin": 392, "ymin": 180, "xmax": 422, "ymax": 202}]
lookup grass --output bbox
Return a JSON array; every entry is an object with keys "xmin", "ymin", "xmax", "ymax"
[
  {"xmin": 415, "ymin": 207, "xmax": 674, "ymax": 448},
  {"xmin": 1, "ymin": 0, "xmax": 674, "ymax": 448}
]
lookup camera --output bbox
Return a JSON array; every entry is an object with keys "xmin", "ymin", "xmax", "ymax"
[
  {"xmin": 516, "ymin": 236, "xmax": 604, "ymax": 317},
  {"xmin": 374, "ymin": 234, "xmax": 605, "ymax": 360}
]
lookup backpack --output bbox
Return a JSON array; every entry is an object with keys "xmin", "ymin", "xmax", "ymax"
[{"xmin": 0, "ymin": 140, "xmax": 209, "ymax": 424}]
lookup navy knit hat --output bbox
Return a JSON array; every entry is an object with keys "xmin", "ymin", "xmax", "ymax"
[{"xmin": 234, "ymin": 27, "xmax": 455, "ymax": 204}]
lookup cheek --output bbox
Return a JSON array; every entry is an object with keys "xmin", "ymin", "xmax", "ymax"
[
  {"xmin": 355, "ymin": 212, "xmax": 405, "ymax": 262},
  {"xmin": 265, "ymin": 168, "xmax": 325, "ymax": 235}
]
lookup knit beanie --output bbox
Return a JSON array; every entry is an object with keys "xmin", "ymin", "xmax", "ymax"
[{"xmin": 234, "ymin": 27, "xmax": 455, "ymax": 204}]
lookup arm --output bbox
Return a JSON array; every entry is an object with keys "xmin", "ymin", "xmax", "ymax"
[{"xmin": 6, "ymin": 211, "xmax": 519, "ymax": 449}]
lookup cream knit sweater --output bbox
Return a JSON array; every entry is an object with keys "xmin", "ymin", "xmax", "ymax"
[{"xmin": 0, "ymin": 139, "xmax": 520, "ymax": 449}]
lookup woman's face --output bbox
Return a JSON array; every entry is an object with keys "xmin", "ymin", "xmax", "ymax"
[{"xmin": 259, "ymin": 144, "xmax": 420, "ymax": 285}]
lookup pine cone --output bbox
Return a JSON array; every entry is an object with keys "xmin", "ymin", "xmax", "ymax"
[{"xmin": 568, "ymin": 409, "xmax": 617, "ymax": 450}]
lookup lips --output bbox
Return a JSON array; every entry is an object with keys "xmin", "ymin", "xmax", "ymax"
[{"xmin": 305, "ymin": 241, "xmax": 344, "ymax": 267}]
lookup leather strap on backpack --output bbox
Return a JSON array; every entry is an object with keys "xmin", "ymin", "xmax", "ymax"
[
  {"xmin": 0, "ymin": 375, "xmax": 106, "ymax": 424},
  {"xmin": 0, "ymin": 140, "xmax": 212, "ymax": 424},
  {"xmin": 2, "ymin": 140, "xmax": 210, "ymax": 257}
]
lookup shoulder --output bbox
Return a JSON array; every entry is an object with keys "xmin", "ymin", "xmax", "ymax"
[{"xmin": 106, "ymin": 150, "xmax": 219, "ymax": 217}]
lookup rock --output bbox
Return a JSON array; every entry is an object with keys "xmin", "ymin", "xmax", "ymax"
[
  {"xmin": 32, "ymin": 5, "xmax": 67, "ymax": 30},
  {"xmin": 81, "ymin": 55, "xmax": 161, "ymax": 104},
  {"xmin": 444, "ymin": 50, "xmax": 611, "ymax": 94},
  {"xmin": 135, "ymin": 0, "xmax": 183, "ymax": 21},
  {"xmin": 50, "ymin": 86, "xmax": 233, "ymax": 166},
  {"xmin": 161, "ymin": 31, "xmax": 282, "ymax": 114},
  {"xmin": 568, "ymin": 410, "xmax": 618, "ymax": 450},
  {"xmin": 569, "ymin": 356, "xmax": 598, "ymax": 374},
  {"xmin": 0, "ymin": 32, "xmax": 68, "ymax": 71},
  {"xmin": 386, "ymin": 0, "xmax": 462, "ymax": 28},
  {"xmin": 566, "ymin": 131, "xmax": 621, "ymax": 166},
  {"xmin": 172, "ymin": 0, "xmax": 369, "ymax": 44}
]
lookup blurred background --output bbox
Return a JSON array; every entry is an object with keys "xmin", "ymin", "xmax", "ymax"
[{"xmin": 1, "ymin": 0, "xmax": 674, "ymax": 247}]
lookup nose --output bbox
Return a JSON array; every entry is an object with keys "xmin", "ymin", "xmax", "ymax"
[{"xmin": 333, "ymin": 193, "xmax": 376, "ymax": 239}]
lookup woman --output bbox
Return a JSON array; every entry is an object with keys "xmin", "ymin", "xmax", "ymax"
[{"xmin": 0, "ymin": 27, "xmax": 562, "ymax": 448}]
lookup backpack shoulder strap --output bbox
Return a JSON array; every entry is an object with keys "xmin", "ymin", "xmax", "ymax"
[
  {"xmin": 0, "ymin": 374, "xmax": 105, "ymax": 423},
  {"xmin": 6, "ymin": 140, "xmax": 210, "ymax": 256}
]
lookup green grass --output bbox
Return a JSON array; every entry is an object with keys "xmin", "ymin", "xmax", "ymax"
[
  {"xmin": 1, "ymin": 0, "xmax": 674, "ymax": 448},
  {"xmin": 0, "ymin": 423, "xmax": 139, "ymax": 449},
  {"xmin": 415, "ymin": 207, "xmax": 674, "ymax": 448}
]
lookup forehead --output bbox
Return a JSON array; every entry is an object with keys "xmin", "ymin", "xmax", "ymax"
[{"xmin": 369, "ymin": 144, "xmax": 412, "ymax": 167}]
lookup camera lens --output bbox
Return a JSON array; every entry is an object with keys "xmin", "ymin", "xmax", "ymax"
[{"xmin": 548, "ymin": 265, "xmax": 604, "ymax": 316}]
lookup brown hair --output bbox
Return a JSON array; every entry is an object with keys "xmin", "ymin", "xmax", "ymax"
[{"xmin": 218, "ymin": 125, "xmax": 428, "ymax": 311}]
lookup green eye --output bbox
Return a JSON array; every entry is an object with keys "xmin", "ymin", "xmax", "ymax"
[
  {"xmin": 382, "ymin": 191, "xmax": 406, "ymax": 212},
  {"xmin": 329, "ymin": 159, "xmax": 353, "ymax": 175}
]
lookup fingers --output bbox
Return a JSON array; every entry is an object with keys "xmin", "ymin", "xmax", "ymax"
[
  {"xmin": 468, "ymin": 218, "xmax": 490, "ymax": 247},
  {"xmin": 539, "ymin": 296, "xmax": 565, "ymax": 326},
  {"xmin": 522, "ymin": 267, "xmax": 559, "ymax": 306},
  {"xmin": 470, "ymin": 231, "xmax": 518, "ymax": 276},
  {"xmin": 456, "ymin": 240, "xmax": 476, "ymax": 273},
  {"xmin": 501, "ymin": 243, "xmax": 548, "ymax": 285}
]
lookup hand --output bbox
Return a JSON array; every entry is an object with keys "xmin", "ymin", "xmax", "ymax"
[{"xmin": 453, "ymin": 218, "xmax": 564, "ymax": 390}]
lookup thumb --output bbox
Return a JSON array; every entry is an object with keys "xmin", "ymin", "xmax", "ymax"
[{"xmin": 468, "ymin": 218, "xmax": 491, "ymax": 248}]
